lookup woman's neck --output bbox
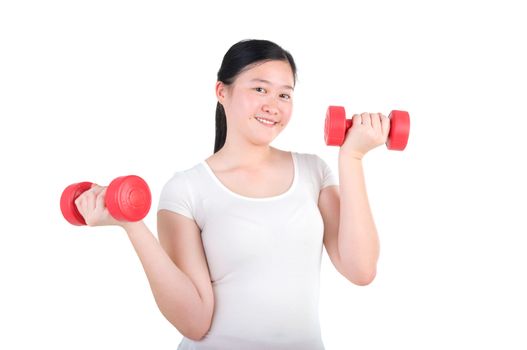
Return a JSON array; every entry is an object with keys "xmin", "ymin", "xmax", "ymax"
[{"xmin": 209, "ymin": 143, "xmax": 279, "ymax": 170}]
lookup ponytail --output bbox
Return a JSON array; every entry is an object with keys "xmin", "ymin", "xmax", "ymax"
[{"xmin": 214, "ymin": 102, "xmax": 227, "ymax": 153}]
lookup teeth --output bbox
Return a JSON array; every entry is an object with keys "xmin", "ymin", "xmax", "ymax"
[{"xmin": 255, "ymin": 117, "xmax": 276, "ymax": 125}]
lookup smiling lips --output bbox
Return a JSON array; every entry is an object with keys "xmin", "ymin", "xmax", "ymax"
[{"xmin": 255, "ymin": 116, "xmax": 278, "ymax": 127}]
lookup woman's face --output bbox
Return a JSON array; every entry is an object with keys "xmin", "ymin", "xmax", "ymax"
[{"xmin": 217, "ymin": 60, "xmax": 295, "ymax": 147}]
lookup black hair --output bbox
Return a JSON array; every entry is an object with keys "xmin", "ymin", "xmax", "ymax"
[{"xmin": 214, "ymin": 39, "xmax": 297, "ymax": 153}]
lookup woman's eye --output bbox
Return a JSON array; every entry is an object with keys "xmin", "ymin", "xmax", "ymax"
[
  {"xmin": 280, "ymin": 94, "xmax": 291, "ymax": 100},
  {"xmin": 255, "ymin": 87, "xmax": 266, "ymax": 93}
]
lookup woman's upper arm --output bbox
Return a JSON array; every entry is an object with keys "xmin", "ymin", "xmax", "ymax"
[
  {"xmin": 318, "ymin": 185, "xmax": 344, "ymax": 274},
  {"xmin": 157, "ymin": 209, "xmax": 214, "ymax": 321}
]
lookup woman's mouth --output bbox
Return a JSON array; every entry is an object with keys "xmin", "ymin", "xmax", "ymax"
[{"xmin": 255, "ymin": 116, "xmax": 278, "ymax": 127}]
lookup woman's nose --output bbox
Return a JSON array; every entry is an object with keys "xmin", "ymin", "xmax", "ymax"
[{"xmin": 262, "ymin": 100, "xmax": 279, "ymax": 115}]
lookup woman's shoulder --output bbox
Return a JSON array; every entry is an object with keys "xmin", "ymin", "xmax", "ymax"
[
  {"xmin": 162, "ymin": 161, "xmax": 207, "ymax": 187},
  {"xmin": 289, "ymin": 150, "xmax": 324, "ymax": 164},
  {"xmin": 271, "ymin": 147, "xmax": 316, "ymax": 160}
]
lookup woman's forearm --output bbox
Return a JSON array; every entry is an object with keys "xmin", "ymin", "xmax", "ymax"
[
  {"xmin": 337, "ymin": 154, "xmax": 380, "ymax": 284},
  {"xmin": 122, "ymin": 221, "xmax": 208, "ymax": 340}
]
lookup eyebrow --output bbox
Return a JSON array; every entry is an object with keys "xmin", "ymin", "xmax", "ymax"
[{"xmin": 250, "ymin": 78, "xmax": 294, "ymax": 91}]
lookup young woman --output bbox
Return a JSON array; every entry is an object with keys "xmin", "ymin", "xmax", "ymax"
[{"xmin": 75, "ymin": 39, "xmax": 390, "ymax": 350}]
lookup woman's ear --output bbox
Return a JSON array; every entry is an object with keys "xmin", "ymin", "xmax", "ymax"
[{"xmin": 216, "ymin": 81, "xmax": 228, "ymax": 104}]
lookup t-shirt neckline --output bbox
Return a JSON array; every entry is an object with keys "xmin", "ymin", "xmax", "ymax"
[{"xmin": 200, "ymin": 152, "xmax": 298, "ymax": 201}]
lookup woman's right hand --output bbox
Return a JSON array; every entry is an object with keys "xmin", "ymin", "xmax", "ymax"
[{"xmin": 74, "ymin": 184, "xmax": 123, "ymax": 227}]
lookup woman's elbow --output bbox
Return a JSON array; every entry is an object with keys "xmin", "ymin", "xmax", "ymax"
[
  {"xmin": 167, "ymin": 311, "xmax": 212, "ymax": 341},
  {"xmin": 345, "ymin": 268, "xmax": 377, "ymax": 286},
  {"xmin": 181, "ymin": 323, "xmax": 210, "ymax": 341}
]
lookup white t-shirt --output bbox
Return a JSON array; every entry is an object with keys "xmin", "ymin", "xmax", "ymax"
[{"xmin": 158, "ymin": 152, "xmax": 338, "ymax": 350}]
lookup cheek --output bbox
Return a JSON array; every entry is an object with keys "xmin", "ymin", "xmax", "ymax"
[
  {"xmin": 235, "ymin": 93, "xmax": 258, "ymax": 113},
  {"xmin": 225, "ymin": 94, "xmax": 252, "ymax": 119},
  {"xmin": 281, "ymin": 103, "xmax": 293, "ymax": 121}
]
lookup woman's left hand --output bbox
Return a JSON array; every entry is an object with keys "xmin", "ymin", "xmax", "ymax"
[{"xmin": 339, "ymin": 112, "xmax": 390, "ymax": 160}]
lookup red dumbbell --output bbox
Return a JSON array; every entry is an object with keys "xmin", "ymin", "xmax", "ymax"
[
  {"xmin": 60, "ymin": 175, "xmax": 151, "ymax": 226},
  {"xmin": 324, "ymin": 106, "xmax": 410, "ymax": 151}
]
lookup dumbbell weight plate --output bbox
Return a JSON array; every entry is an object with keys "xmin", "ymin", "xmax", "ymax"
[
  {"xmin": 60, "ymin": 181, "xmax": 93, "ymax": 226},
  {"xmin": 106, "ymin": 175, "xmax": 151, "ymax": 222},
  {"xmin": 387, "ymin": 110, "xmax": 410, "ymax": 151},
  {"xmin": 325, "ymin": 106, "xmax": 347, "ymax": 146}
]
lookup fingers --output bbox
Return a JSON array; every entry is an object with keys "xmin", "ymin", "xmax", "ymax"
[
  {"xmin": 85, "ymin": 188, "xmax": 96, "ymax": 212},
  {"xmin": 357, "ymin": 112, "xmax": 383, "ymax": 130},
  {"xmin": 352, "ymin": 113, "xmax": 376, "ymax": 127},
  {"xmin": 85, "ymin": 184, "xmax": 103, "ymax": 209},
  {"xmin": 74, "ymin": 184, "xmax": 107, "ymax": 221},
  {"xmin": 360, "ymin": 112, "xmax": 371, "ymax": 127},
  {"xmin": 95, "ymin": 188, "xmax": 106, "ymax": 211},
  {"xmin": 74, "ymin": 195, "xmax": 86, "ymax": 217},
  {"xmin": 370, "ymin": 112, "xmax": 381, "ymax": 130},
  {"xmin": 354, "ymin": 112, "xmax": 388, "ymax": 143},
  {"xmin": 352, "ymin": 114, "xmax": 361, "ymax": 127},
  {"xmin": 380, "ymin": 113, "xmax": 390, "ymax": 140},
  {"xmin": 342, "ymin": 111, "xmax": 391, "ymax": 156}
]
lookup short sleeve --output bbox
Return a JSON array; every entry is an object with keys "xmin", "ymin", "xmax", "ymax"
[
  {"xmin": 316, "ymin": 155, "xmax": 338, "ymax": 189},
  {"xmin": 157, "ymin": 172, "xmax": 194, "ymax": 220}
]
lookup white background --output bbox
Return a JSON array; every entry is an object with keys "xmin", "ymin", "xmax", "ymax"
[{"xmin": 1, "ymin": 0, "xmax": 526, "ymax": 349}]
